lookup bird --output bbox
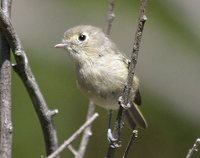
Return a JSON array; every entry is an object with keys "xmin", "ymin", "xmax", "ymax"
[{"xmin": 54, "ymin": 25, "xmax": 147, "ymax": 141}]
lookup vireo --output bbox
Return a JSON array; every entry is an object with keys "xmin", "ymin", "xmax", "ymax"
[{"xmin": 55, "ymin": 25, "xmax": 147, "ymax": 139}]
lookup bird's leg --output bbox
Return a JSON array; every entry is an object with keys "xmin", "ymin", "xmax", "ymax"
[
  {"xmin": 107, "ymin": 110, "xmax": 115, "ymax": 140},
  {"xmin": 107, "ymin": 110, "xmax": 118, "ymax": 147}
]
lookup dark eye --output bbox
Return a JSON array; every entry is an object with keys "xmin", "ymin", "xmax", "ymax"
[{"xmin": 78, "ymin": 34, "xmax": 86, "ymax": 41}]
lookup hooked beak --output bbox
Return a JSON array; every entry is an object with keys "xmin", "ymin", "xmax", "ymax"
[{"xmin": 54, "ymin": 43, "xmax": 67, "ymax": 48}]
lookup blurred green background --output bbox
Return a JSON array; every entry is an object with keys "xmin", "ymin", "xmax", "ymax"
[{"xmin": 10, "ymin": 0, "xmax": 200, "ymax": 157}]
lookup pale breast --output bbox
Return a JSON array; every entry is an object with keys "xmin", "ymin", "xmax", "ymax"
[{"xmin": 75, "ymin": 54, "xmax": 139, "ymax": 110}]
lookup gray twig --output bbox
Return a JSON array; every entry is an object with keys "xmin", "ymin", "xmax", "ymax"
[
  {"xmin": 0, "ymin": 1, "xmax": 12, "ymax": 158},
  {"xmin": 115, "ymin": 0, "xmax": 147, "ymax": 141},
  {"xmin": 67, "ymin": 102, "xmax": 95, "ymax": 158},
  {"xmin": 68, "ymin": 145, "xmax": 78, "ymax": 156},
  {"xmin": 123, "ymin": 130, "xmax": 138, "ymax": 158},
  {"xmin": 106, "ymin": 0, "xmax": 148, "ymax": 157},
  {"xmin": 186, "ymin": 138, "xmax": 200, "ymax": 158},
  {"xmin": 0, "ymin": 9, "xmax": 59, "ymax": 157},
  {"xmin": 75, "ymin": 101, "xmax": 96, "ymax": 158},
  {"xmin": 104, "ymin": 0, "xmax": 116, "ymax": 36},
  {"xmin": 47, "ymin": 113, "xmax": 99, "ymax": 158}
]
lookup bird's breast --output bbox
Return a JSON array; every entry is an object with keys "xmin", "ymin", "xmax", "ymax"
[{"xmin": 75, "ymin": 60, "xmax": 127, "ymax": 110}]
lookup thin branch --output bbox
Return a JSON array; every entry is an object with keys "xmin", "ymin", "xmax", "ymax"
[
  {"xmin": 123, "ymin": 130, "xmax": 138, "ymax": 158},
  {"xmin": 105, "ymin": 145, "xmax": 115, "ymax": 158},
  {"xmin": 75, "ymin": 101, "xmax": 96, "ymax": 158},
  {"xmin": 0, "ymin": 9, "xmax": 59, "ymax": 157},
  {"xmin": 116, "ymin": 0, "xmax": 147, "ymax": 141},
  {"xmin": 1, "ymin": 0, "xmax": 11, "ymax": 16},
  {"xmin": 186, "ymin": 138, "xmax": 200, "ymax": 158},
  {"xmin": 106, "ymin": 0, "xmax": 148, "ymax": 157},
  {"xmin": 67, "ymin": 102, "xmax": 95, "ymax": 157},
  {"xmin": 68, "ymin": 145, "xmax": 78, "ymax": 156},
  {"xmin": 47, "ymin": 113, "xmax": 99, "ymax": 158},
  {"xmin": 104, "ymin": 0, "xmax": 116, "ymax": 36},
  {"xmin": 0, "ymin": 1, "xmax": 12, "ymax": 158}
]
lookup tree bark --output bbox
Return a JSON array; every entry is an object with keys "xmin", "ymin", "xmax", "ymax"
[{"xmin": 0, "ymin": 0, "xmax": 12, "ymax": 158}]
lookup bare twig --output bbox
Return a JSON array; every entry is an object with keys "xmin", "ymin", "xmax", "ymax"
[
  {"xmin": 116, "ymin": 0, "xmax": 147, "ymax": 141},
  {"xmin": 0, "ymin": 1, "xmax": 12, "ymax": 158},
  {"xmin": 0, "ymin": 9, "xmax": 59, "ymax": 157},
  {"xmin": 104, "ymin": 0, "xmax": 116, "ymax": 36},
  {"xmin": 123, "ymin": 130, "xmax": 138, "ymax": 158},
  {"xmin": 47, "ymin": 113, "xmax": 99, "ymax": 158},
  {"xmin": 1, "ymin": 0, "xmax": 11, "ymax": 16},
  {"xmin": 75, "ymin": 101, "xmax": 96, "ymax": 158},
  {"xmin": 67, "ymin": 101, "xmax": 95, "ymax": 158},
  {"xmin": 68, "ymin": 145, "xmax": 78, "ymax": 156},
  {"xmin": 106, "ymin": 0, "xmax": 148, "ymax": 157},
  {"xmin": 106, "ymin": 144, "xmax": 116, "ymax": 158},
  {"xmin": 186, "ymin": 138, "xmax": 200, "ymax": 158}
]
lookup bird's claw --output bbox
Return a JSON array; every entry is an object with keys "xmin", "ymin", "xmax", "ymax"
[
  {"xmin": 107, "ymin": 129, "xmax": 121, "ymax": 148},
  {"xmin": 107, "ymin": 129, "xmax": 117, "ymax": 142},
  {"xmin": 118, "ymin": 96, "xmax": 131, "ymax": 109}
]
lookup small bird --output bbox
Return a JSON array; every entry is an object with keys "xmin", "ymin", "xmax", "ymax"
[{"xmin": 55, "ymin": 25, "xmax": 147, "ymax": 138}]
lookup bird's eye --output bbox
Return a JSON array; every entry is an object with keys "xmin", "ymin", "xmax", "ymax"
[{"xmin": 78, "ymin": 34, "xmax": 86, "ymax": 41}]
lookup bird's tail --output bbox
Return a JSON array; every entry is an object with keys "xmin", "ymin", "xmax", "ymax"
[{"xmin": 125, "ymin": 102, "xmax": 147, "ymax": 129}]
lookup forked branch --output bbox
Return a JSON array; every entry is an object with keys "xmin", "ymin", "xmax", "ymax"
[
  {"xmin": 0, "ymin": 9, "xmax": 59, "ymax": 157},
  {"xmin": 47, "ymin": 113, "xmax": 99, "ymax": 158}
]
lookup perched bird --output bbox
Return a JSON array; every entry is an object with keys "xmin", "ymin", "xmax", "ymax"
[{"xmin": 55, "ymin": 25, "xmax": 147, "ymax": 137}]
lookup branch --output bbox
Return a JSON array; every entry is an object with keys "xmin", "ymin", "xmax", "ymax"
[
  {"xmin": 0, "ymin": 1, "xmax": 12, "ymax": 158},
  {"xmin": 47, "ymin": 113, "xmax": 99, "ymax": 158},
  {"xmin": 104, "ymin": 0, "xmax": 116, "ymax": 36},
  {"xmin": 68, "ymin": 145, "xmax": 78, "ymax": 156},
  {"xmin": 123, "ymin": 130, "xmax": 138, "ymax": 158},
  {"xmin": 0, "ymin": 9, "xmax": 59, "ymax": 157},
  {"xmin": 106, "ymin": 0, "xmax": 148, "ymax": 157},
  {"xmin": 121, "ymin": 0, "xmax": 147, "ymax": 106},
  {"xmin": 116, "ymin": 0, "xmax": 147, "ymax": 140},
  {"xmin": 75, "ymin": 101, "xmax": 96, "ymax": 158},
  {"xmin": 186, "ymin": 138, "xmax": 200, "ymax": 158}
]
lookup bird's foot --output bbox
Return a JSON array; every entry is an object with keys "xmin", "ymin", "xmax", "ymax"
[
  {"xmin": 107, "ymin": 129, "xmax": 121, "ymax": 148},
  {"xmin": 118, "ymin": 96, "xmax": 131, "ymax": 109}
]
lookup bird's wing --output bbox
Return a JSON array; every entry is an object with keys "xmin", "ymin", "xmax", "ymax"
[
  {"xmin": 125, "ymin": 102, "xmax": 147, "ymax": 129},
  {"xmin": 134, "ymin": 88, "xmax": 142, "ymax": 105}
]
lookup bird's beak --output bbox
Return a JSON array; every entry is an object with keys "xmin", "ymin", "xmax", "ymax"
[{"xmin": 54, "ymin": 43, "xmax": 67, "ymax": 48}]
